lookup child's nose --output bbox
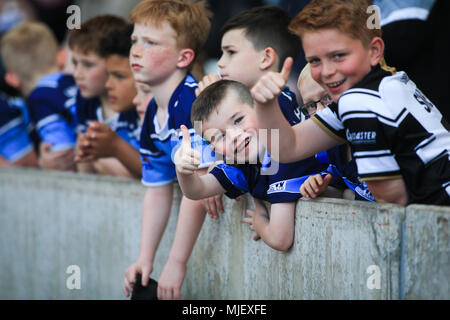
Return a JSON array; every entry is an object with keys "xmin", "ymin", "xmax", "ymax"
[
  {"xmin": 131, "ymin": 43, "xmax": 142, "ymax": 58},
  {"xmin": 322, "ymin": 61, "xmax": 336, "ymax": 78}
]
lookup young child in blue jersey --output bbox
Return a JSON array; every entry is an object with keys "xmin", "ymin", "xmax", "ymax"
[
  {"xmin": 1, "ymin": 22, "xmax": 78, "ymax": 171},
  {"xmin": 297, "ymin": 64, "xmax": 375, "ymax": 202},
  {"xmin": 155, "ymin": 5, "xmax": 330, "ymax": 300},
  {"xmin": 68, "ymin": 15, "xmax": 138, "ymax": 177},
  {"xmin": 0, "ymin": 94, "xmax": 38, "ymax": 167},
  {"xmin": 75, "ymin": 24, "xmax": 142, "ymax": 178},
  {"xmin": 176, "ymin": 79, "xmax": 331, "ymax": 245},
  {"xmin": 252, "ymin": 0, "xmax": 449, "ymax": 206},
  {"xmin": 122, "ymin": 0, "xmax": 215, "ymax": 300}
]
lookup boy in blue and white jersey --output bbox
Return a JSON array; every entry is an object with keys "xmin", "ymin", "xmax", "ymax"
[
  {"xmin": 122, "ymin": 0, "xmax": 215, "ymax": 300},
  {"xmin": 0, "ymin": 94, "xmax": 37, "ymax": 167},
  {"xmin": 74, "ymin": 23, "xmax": 142, "ymax": 178},
  {"xmin": 1, "ymin": 22, "xmax": 78, "ymax": 171},
  {"xmin": 176, "ymin": 80, "xmax": 328, "ymax": 250},
  {"xmin": 155, "ymin": 6, "xmax": 329, "ymax": 300}
]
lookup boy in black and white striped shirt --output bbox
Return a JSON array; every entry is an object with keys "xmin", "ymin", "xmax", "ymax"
[{"xmin": 252, "ymin": 0, "xmax": 449, "ymax": 205}]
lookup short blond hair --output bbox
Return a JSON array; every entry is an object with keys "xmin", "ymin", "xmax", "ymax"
[
  {"xmin": 129, "ymin": 0, "xmax": 212, "ymax": 58},
  {"xmin": 1, "ymin": 22, "xmax": 59, "ymax": 80},
  {"xmin": 297, "ymin": 63, "xmax": 311, "ymax": 91}
]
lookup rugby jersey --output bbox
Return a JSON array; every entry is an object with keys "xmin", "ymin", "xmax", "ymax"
[
  {"xmin": 76, "ymin": 91, "xmax": 141, "ymax": 151},
  {"xmin": 140, "ymin": 74, "xmax": 215, "ymax": 187},
  {"xmin": 210, "ymin": 88, "xmax": 329, "ymax": 204},
  {"xmin": 0, "ymin": 94, "xmax": 34, "ymax": 162},
  {"xmin": 27, "ymin": 72, "xmax": 78, "ymax": 152},
  {"xmin": 313, "ymin": 65, "xmax": 450, "ymax": 205},
  {"xmin": 315, "ymin": 146, "xmax": 375, "ymax": 202}
]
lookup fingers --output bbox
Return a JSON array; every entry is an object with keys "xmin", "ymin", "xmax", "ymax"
[
  {"xmin": 195, "ymin": 74, "xmax": 221, "ymax": 97},
  {"xmin": 215, "ymin": 195, "xmax": 225, "ymax": 214},
  {"xmin": 180, "ymin": 125, "xmax": 191, "ymax": 147},
  {"xmin": 246, "ymin": 209, "xmax": 255, "ymax": 217},
  {"xmin": 280, "ymin": 57, "xmax": 294, "ymax": 82},
  {"xmin": 205, "ymin": 197, "xmax": 218, "ymax": 219},
  {"xmin": 141, "ymin": 266, "xmax": 151, "ymax": 287}
]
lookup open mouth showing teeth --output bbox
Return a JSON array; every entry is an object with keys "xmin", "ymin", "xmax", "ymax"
[
  {"xmin": 327, "ymin": 79, "xmax": 345, "ymax": 88},
  {"xmin": 236, "ymin": 138, "xmax": 250, "ymax": 153}
]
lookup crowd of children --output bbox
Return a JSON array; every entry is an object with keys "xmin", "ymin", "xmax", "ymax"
[{"xmin": 0, "ymin": 0, "xmax": 448, "ymax": 300}]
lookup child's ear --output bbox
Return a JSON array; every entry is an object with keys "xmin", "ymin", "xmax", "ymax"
[
  {"xmin": 369, "ymin": 37, "xmax": 385, "ymax": 67},
  {"xmin": 4, "ymin": 72, "xmax": 21, "ymax": 89},
  {"xmin": 260, "ymin": 47, "xmax": 277, "ymax": 71},
  {"xmin": 177, "ymin": 48, "xmax": 195, "ymax": 69}
]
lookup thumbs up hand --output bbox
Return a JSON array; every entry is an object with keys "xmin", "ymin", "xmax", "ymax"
[
  {"xmin": 250, "ymin": 57, "xmax": 293, "ymax": 105},
  {"xmin": 174, "ymin": 125, "xmax": 202, "ymax": 175}
]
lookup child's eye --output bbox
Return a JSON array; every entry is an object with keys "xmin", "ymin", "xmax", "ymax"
[
  {"xmin": 82, "ymin": 62, "xmax": 94, "ymax": 68},
  {"xmin": 131, "ymin": 39, "xmax": 137, "ymax": 45},
  {"xmin": 333, "ymin": 53, "xmax": 346, "ymax": 60},
  {"xmin": 308, "ymin": 58, "xmax": 320, "ymax": 65},
  {"xmin": 234, "ymin": 116, "xmax": 243, "ymax": 125}
]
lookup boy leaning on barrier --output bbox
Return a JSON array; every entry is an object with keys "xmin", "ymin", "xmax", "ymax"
[{"xmin": 252, "ymin": 0, "xmax": 450, "ymax": 205}]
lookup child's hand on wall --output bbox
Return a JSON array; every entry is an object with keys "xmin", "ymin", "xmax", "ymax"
[
  {"xmin": 242, "ymin": 208, "xmax": 261, "ymax": 241},
  {"xmin": 300, "ymin": 173, "xmax": 333, "ymax": 199}
]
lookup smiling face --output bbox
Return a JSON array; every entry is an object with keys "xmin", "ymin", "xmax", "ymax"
[
  {"xmin": 202, "ymin": 90, "xmax": 263, "ymax": 164},
  {"xmin": 302, "ymin": 28, "xmax": 380, "ymax": 102},
  {"xmin": 72, "ymin": 49, "xmax": 109, "ymax": 99},
  {"xmin": 129, "ymin": 22, "xmax": 182, "ymax": 86},
  {"xmin": 104, "ymin": 54, "xmax": 137, "ymax": 113},
  {"xmin": 298, "ymin": 73, "xmax": 330, "ymax": 117},
  {"xmin": 218, "ymin": 29, "xmax": 264, "ymax": 89}
]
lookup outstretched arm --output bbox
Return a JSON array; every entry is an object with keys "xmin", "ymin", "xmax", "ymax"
[
  {"xmin": 174, "ymin": 125, "xmax": 225, "ymax": 199},
  {"xmin": 123, "ymin": 184, "xmax": 174, "ymax": 297},
  {"xmin": 158, "ymin": 196, "xmax": 207, "ymax": 300},
  {"xmin": 251, "ymin": 57, "xmax": 338, "ymax": 162}
]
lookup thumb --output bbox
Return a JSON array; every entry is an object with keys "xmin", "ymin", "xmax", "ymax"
[
  {"xmin": 180, "ymin": 125, "xmax": 192, "ymax": 147},
  {"xmin": 323, "ymin": 173, "xmax": 333, "ymax": 185},
  {"xmin": 280, "ymin": 57, "xmax": 294, "ymax": 83}
]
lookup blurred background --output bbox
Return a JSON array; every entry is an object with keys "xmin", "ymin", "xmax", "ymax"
[
  {"xmin": 0, "ymin": 0, "xmax": 448, "ymax": 120},
  {"xmin": 0, "ymin": 0, "xmax": 311, "ymax": 102}
]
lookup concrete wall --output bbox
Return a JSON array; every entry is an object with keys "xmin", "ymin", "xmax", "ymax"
[{"xmin": 0, "ymin": 167, "xmax": 448, "ymax": 300}]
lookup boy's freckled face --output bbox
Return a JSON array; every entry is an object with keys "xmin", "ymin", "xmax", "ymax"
[
  {"xmin": 105, "ymin": 55, "xmax": 137, "ymax": 113},
  {"xmin": 72, "ymin": 49, "xmax": 109, "ymax": 99},
  {"xmin": 130, "ymin": 22, "xmax": 181, "ymax": 86},
  {"xmin": 133, "ymin": 82, "xmax": 153, "ymax": 124},
  {"xmin": 202, "ymin": 91, "xmax": 262, "ymax": 164},
  {"xmin": 218, "ymin": 29, "xmax": 263, "ymax": 88},
  {"xmin": 302, "ymin": 28, "xmax": 373, "ymax": 102}
]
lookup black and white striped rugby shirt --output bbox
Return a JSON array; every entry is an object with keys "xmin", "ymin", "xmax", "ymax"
[{"xmin": 312, "ymin": 65, "xmax": 450, "ymax": 205}]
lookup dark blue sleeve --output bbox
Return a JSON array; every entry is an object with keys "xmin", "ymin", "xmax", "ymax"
[{"xmin": 209, "ymin": 163, "xmax": 249, "ymax": 199}]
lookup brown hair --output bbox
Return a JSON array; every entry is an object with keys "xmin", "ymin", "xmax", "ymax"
[
  {"xmin": 68, "ymin": 15, "xmax": 127, "ymax": 55},
  {"xmin": 0, "ymin": 22, "xmax": 59, "ymax": 80},
  {"xmin": 191, "ymin": 80, "xmax": 253, "ymax": 133},
  {"xmin": 289, "ymin": 0, "xmax": 380, "ymax": 48},
  {"xmin": 129, "ymin": 0, "xmax": 212, "ymax": 57}
]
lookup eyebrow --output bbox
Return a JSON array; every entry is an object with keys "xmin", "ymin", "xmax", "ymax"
[{"xmin": 221, "ymin": 45, "xmax": 236, "ymax": 50}]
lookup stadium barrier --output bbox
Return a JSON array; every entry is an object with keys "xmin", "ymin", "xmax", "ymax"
[{"xmin": 0, "ymin": 167, "xmax": 448, "ymax": 299}]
